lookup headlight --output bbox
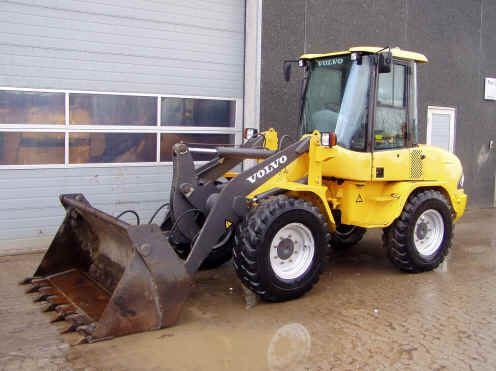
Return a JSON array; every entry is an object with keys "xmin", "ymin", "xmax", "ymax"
[{"xmin": 457, "ymin": 173, "xmax": 465, "ymax": 189}]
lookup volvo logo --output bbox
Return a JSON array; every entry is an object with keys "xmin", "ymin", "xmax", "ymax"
[
  {"xmin": 317, "ymin": 57, "xmax": 344, "ymax": 67},
  {"xmin": 246, "ymin": 155, "xmax": 288, "ymax": 184}
]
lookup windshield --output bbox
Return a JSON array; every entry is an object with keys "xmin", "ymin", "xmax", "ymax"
[{"xmin": 301, "ymin": 55, "xmax": 371, "ymax": 151}]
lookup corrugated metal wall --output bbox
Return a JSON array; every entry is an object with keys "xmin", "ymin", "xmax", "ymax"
[
  {"xmin": 0, "ymin": 166, "xmax": 173, "ymax": 254},
  {"xmin": 0, "ymin": 0, "xmax": 245, "ymax": 97},
  {"xmin": 0, "ymin": 0, "xmax": 245, "ymax": 253}
]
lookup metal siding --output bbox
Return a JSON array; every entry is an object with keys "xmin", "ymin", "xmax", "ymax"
[
  {"xmin": 0, "ymin": 1, "xmax": 244, "ymax": 252},
  {"xmin": 0, "ymin": 166, "xmax": 173, "ymax": 251},
  {"xmin": 0, "ymin": 0, "xmax": 245, "ymax": 97}
]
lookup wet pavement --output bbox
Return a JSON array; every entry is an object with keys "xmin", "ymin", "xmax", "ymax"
[{"xmin": 1, "ymin": 208, "xmax": 496, "ymax": 370}]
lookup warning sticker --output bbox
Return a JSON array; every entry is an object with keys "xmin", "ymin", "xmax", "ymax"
[
  {"xmin": 225, "ymin": 219, "xmax": 233, "ymax": 229},
  {"xmin": 356, "ymin": 194, "xmax": 364, "ymax": 203}
]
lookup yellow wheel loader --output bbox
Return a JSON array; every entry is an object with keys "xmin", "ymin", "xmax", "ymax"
[{"xmin": 21, "ymin": 46, "xmax": 467, "ymax": 343}]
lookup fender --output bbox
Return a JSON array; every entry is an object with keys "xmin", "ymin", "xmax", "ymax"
[{"xmin": 333, "ymin": 180, "xmax": 467, "ymax": 228}]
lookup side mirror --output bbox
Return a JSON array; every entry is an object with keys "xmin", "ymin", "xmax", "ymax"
[
  {"xmin": 283, "ymin": 61, "xmax": 292, "ymax": 82},
  {"xmin": 378, "ymin": 51, "xmax": 393, "ymax": 74}
]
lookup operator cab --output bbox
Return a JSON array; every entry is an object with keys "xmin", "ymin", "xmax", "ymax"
[{"xmin": 297, "ymin": 47, "xmax": 428, "ymax": 153}]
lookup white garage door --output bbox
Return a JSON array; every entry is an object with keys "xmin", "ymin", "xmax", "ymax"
[{"xmin": 0, "ymin": 0, "xmax": 245, "ymax": 254}]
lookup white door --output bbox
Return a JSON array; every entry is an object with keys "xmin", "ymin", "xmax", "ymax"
[{"xmin": 427, "ymin": 106, "xmax": 456, "ymax": 152}]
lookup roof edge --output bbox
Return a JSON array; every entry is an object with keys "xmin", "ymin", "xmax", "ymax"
[{"xmin": 300, "ymin": 46, "xmax": 428, "ymax": 63}]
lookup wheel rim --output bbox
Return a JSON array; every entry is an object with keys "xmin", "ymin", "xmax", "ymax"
[
  {"xmin": 269, "ymin": 222, "xmax": 315, "ymax": 280},
  {"xmin": 413, "ymin": 209, "xmax": 445, "ymax": 256}
]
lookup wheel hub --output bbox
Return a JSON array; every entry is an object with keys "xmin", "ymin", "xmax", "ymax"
[
  {"xmin": 276, "ymin": 238, "xmax": 295, "ymax": 260},
  {"xmin": 415, "ymin": 222, "xmax": 428, "ymax": 240},
  {"xmin": 413, "ymin": 209, "xmax": 445, "ymax": 256},
  {"xmin": 269, "ymin": 223, "xmax": 315, "ymax": 280}
]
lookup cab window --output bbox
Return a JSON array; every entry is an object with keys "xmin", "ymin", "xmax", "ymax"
[{"xmin": 374, "ymin": 63, "xmax": 408, "ymax": 150}]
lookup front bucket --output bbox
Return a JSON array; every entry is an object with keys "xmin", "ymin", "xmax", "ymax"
[{"xmin": 21, "ymin": 194, "xmax": 193, "ymax": 343}]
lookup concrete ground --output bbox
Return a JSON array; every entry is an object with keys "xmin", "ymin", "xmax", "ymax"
[{"xmin": 1, "ymin": 208, "xmax": 495, "ymax": 370}]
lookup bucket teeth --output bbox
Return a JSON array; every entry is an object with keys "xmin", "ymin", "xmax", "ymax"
[
  {"xmin": 77, "ymin": 323, "xmax": 96, "ymax": 336},
  {"xmin": 55, "ymin": 304, "xmax": 75, "ymax": 314},
  {"xmin": 34, "ymin": 294, "xmax": 49, "ymax": 302},
  {"xmin": 50, "ymin": 305, "xmax": 76, "ymax": 323},
  {"xmin": 41, "ymin": 295, "xmax": 68, "ymax": 312},
  {"xmin": 51, "ymin": 312, "xmax": 70, "ymax": 323},
  {"xmin": 26, "ymin": 284, "xmax": 48, "ymax": 294},
  {"xmin": 60, "ymin": 314, "xmax": 90, "ymax": 334},
  {"xmin": 65, "ymin": 313, "xmax": 89, "ymax": 326},
  {"xmin": 60, "ymin": 323, "xmax": 78, "ymax": 334},
  {"xmin": 34, "ymin": 287, "xmax": 58, "ymax": 302},
  {"xmin": 20, "ymin": 276, "xmax": 36, "ymax": 285}
]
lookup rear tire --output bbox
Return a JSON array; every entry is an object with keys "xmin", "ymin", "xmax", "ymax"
[
  {"xmin": 384, "ymin": 189, "xmax": 453, "ymax": 272},
  {"xmin": 330, "ymin": 225, "xmax": 366, "ymax": 250},
  {"xmin": 233, "ymin": 195, "xmax": 330, "ymax": 302}
]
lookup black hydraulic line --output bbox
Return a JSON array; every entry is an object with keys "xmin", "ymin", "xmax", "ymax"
[
  {"xmin": 148, "ymin": 202, "xmax": 170, "ymax": 224},
  {"xmin": 116, "ymin": 209, "xmax": 140, "ymax": 225},
  {"xmin": 169, "ymin": 208, "xmax": 201, "ymax": 237}
]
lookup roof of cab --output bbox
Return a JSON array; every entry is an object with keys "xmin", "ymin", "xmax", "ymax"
[{"xmin": 300, "ymin": 46, "xmax": 428, "ymax": 63}]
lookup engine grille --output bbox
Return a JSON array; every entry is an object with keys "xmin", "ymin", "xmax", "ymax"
[{"xmin": 410, "ymin": 149, "xmax": 423, "ymax": 179}]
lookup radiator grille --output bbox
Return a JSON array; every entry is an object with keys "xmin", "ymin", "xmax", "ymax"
[{"xmin": 410, "ymin": 150, "xmax": 423, "ymax": 179}]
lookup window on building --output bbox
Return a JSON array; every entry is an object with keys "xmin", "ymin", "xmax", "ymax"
[
  {"xmin": 70, "ymin": 94, "xmax": 157, "ymax": 126},
  {"xmin": 427, "ymin": 106, "xmax": 455, "ymax": 152},
  {"xmin": 69, "ymin": 133, "xmax": 157, "ymax": 164},
  {"xmin": 0, "ymin": 89, "xmax": 240, "ymax": 167},
  {"xmin": 0, "ymin": 91, "xmax": 65, "ymax": 125},
  {"xmin": 0, "ymin": 132, "xmax": 65, "ymax": 165},
  {"xmin": 162, "ymin": 98, "xmax": 235, "ymax": 127},
  {"xmin": 374, "ymin": 64, "xmax": 408, "ymax": 150}
]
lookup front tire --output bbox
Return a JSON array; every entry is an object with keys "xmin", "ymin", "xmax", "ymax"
[
  {"xmin": 161, "ymin": 213, "xmax": 233, "ymax": 270},
  {"xmin": 233, "ymin": 195, "xmax": 330, "ymax": 302},
  {"xmin": 384, "ymin": 189, "xmax": 453, "ymax": 272}
]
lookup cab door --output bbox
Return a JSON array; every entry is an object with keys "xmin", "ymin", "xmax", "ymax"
[{"xmin": 371, "ymin": 61, "xmax": 412, "ymax": 181}]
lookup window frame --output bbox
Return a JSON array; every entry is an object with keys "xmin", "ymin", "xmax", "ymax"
[
  {"xmin": 0, "ymin": 87, "xmax": 243, "ymax": 169},
  {"xmin": 371, "ymin": 58, "xmax": 412, "ymax": 151},
  {"xmin": 426, "ymin": 106, "xmax": 456, "ymax": 153}
]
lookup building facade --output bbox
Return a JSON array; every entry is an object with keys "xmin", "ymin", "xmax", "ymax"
[
  {"xmin": 260, "ymin": 0, "xmax": 496, "ymax": 209},
  {"xmin": 0, "ymin": 0, "xmax": 494, "ymax": 253},
  {"xmin": 0, "ymin": 0, "xmax": 247, "ymax": 253}
]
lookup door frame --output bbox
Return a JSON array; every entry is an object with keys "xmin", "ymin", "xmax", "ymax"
[{"xmin": 426, "ymin": 106, "xmax": 456, "ymax": 152}]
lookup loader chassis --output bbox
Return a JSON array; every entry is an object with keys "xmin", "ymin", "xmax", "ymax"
[{"xmin": 22, "ymin": 46, "xmax": 467, "ymax": 343}]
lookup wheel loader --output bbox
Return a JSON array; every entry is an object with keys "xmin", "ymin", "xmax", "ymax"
[{"xmin": 21, "ymin": 46, "xmax": 467, "ymax": 343}]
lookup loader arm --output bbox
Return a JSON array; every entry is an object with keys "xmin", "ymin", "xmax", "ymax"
[
  {"xmin": 21, "ymin": 134, "xmax": 310, "ymax": 343},
  {"xmin": 184, "ymin": 136, "xmax": 311, "ymax": 273},
  {"xmin": 168, "ymin": 134, "xmax": 266, "ymax": 243}
]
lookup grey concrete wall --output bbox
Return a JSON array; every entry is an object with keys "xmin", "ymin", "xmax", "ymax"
[{"xmin": 260, "ymin": 0, "xmax": 496, "ymax": 208}]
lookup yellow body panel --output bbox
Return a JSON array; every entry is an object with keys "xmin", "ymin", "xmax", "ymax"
[
  {"xmin": 300, "ymin": 46, "xmax": 428, "ymax": 63},
  {"xmin": 372, "ymin": 148, "xmax": 411, "ymax": 180},
  {"xmin": 249, "ymin": 131, "xmax": 467, "ymax": 231}
]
